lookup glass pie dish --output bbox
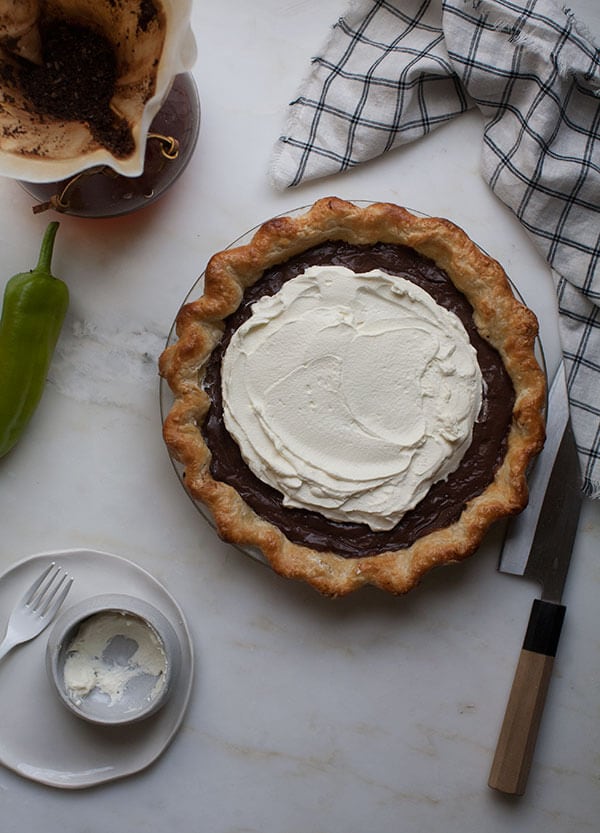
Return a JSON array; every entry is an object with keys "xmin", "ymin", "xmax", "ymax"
[{"xmin": 159, "ymin": 199, "xmax": 547, "ymax": 595}]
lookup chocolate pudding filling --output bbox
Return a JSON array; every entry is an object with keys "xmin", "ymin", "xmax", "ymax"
[{"xmin": 202, "ymin": 241, "xmax": 515, "ymax": 557}]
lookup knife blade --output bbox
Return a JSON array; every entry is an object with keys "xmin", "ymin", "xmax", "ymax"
[{"xmin": 488, "ymin": 362, "xmax": 583, "ymax": 795}]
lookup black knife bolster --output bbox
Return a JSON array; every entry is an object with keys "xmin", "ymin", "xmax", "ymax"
[{"xmin": 522, "ymin": 599, "xmax": 566, "ymax": 657}]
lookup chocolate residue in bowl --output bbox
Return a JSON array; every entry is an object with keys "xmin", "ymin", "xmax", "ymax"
[{"xmin": 17, "ymin": 17, "xmax": 134, "ymax": 159}]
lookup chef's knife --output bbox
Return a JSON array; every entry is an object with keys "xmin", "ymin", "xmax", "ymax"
[{"xmin": 488, "ymin": 363, "xmax": 582, "ymax": 795}]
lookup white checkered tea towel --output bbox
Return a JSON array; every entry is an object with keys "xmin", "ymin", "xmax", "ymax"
[{"xmin": 269, "ymin": 0, "xmax": 600, "ymax": 498}]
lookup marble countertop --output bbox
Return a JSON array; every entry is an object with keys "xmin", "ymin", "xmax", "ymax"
[{"xmin": 1, "ymin": 1, "xmax": 599, "ymax": 831}]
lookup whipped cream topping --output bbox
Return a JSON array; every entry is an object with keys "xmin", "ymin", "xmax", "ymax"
[{"xmin": 221, "ymin": 265, "xmax": 483, "ymax": 531}]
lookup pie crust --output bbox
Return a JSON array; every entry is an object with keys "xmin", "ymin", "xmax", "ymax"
[{"xmin": 159, "ymin": 198, "xmax": 546, "ymax": 596}]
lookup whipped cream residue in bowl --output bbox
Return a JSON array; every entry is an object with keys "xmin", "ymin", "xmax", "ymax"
[
  {"xmin": 62, "ymin": 611, "xmax": 167, "ymax": 709},
  {"xmin": 221, "ymin": 265, "xmax": 483, "ymax": 531},
  {"xmin": 46, "ymin": 594, "xmax": 181, "ymax": 726}
]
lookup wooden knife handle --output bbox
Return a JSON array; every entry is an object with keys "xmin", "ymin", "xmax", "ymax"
[{"xmin": 488, "ymin": 599, "xmax": 566, "ymax": 795}]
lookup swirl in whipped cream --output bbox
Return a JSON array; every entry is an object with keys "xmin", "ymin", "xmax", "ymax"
[{"xmin": 221, "ymin": 265, "xmax": 483, "ymax": 531}]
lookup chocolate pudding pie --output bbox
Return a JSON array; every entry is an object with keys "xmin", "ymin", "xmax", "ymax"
[{"xmin": 160, "ymin": 198, "xmax": 546, "ymax": 596}]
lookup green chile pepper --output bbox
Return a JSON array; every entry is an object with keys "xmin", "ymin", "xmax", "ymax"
[{"xmin": 0, "ymin": 222, "xmax": 69, "ymax": 458}]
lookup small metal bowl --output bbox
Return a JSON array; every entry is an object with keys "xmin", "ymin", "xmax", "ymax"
[{"xmin": 46, "ymin": 594, "xmax": 181, "ymax": 726}]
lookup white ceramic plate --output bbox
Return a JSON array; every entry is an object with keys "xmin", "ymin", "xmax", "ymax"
[{"xmin": 0, "ymin": 548, "xmax": 193, "ymax": 789}]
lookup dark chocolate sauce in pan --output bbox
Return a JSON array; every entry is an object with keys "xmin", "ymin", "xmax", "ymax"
[{"xmin": 202, "ymin": 241, "xmax": 515, "ymax": 557}]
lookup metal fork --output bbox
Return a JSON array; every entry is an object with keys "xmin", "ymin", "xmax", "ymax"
[{"xmin": 0, "ymin": 562, "xmax": 73, "ymax": 662}]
